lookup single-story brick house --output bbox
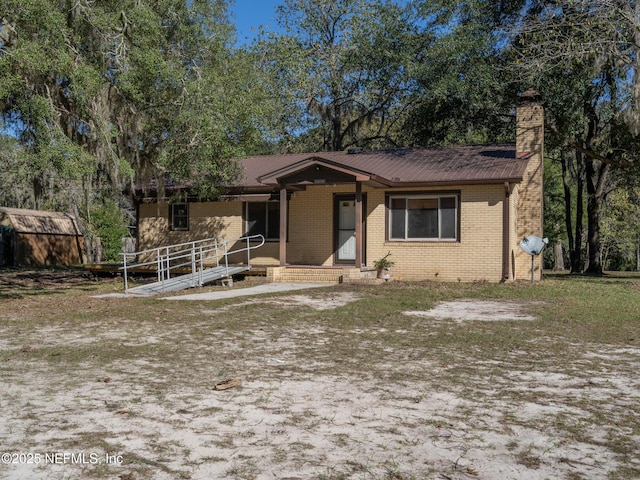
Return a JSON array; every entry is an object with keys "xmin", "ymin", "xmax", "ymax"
[{"xmin": 132, "ymin": 92, "xmax": 544, "ymax": 282}]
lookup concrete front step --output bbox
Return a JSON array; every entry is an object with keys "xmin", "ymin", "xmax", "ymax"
[
  {"xmin": 271, "ymin": 267, "xmax": 344, "ymax": 283},
  {"xmin": 267, "ymin": 266, "xmax": 382, "ymax": 284}
]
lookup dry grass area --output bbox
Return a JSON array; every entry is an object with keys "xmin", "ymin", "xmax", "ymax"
[{"xmin": 0, "ymin": 269, "xmax": 639, "ymax": 480}]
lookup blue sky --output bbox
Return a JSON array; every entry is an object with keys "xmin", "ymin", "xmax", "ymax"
[
  {"xmin": 229, "ymin": 0, "xmax": 413, "ymax": 45},
  {"xmin": 230, "ymin": 0, "xmax": 284, "ymax": 44}
]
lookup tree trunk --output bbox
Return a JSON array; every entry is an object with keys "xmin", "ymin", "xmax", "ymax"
[
  {"xmin": 583, "ymin": 157, "xmax": 609, "ymax": 275},
  {"xmin": 571, "ymin": 151, "xmax": 585, "ymax": 273},
  {"xmin": 553, "ymin": 240, "xmax": 565, "ymax": 271},
  {"xmin": 561, "ymin": 152, "xmax": 577, "ymax": 272}
]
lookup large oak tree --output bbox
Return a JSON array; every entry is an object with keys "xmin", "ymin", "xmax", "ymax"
[
  {"xmin": 1, "ymin": 0, "xmax": 266, "ymax": 259},
  {"xmin": 255, "ymin": 0, "xmax": 419, "ymax": 152},
  {"xmin": 512, "ymin": 0, "xmax": 640, "ymax": 274}
]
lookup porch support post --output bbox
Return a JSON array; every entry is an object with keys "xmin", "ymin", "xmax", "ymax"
[
  {"xmin": 279, "ymin": 185, "xmax": 287, "ymax": 266},
  {"xmin": 355, "ymin": 181, "xmax": 363, "ymax": 268}
]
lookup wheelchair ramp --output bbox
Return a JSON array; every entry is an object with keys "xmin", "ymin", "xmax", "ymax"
[
  {"xmin": 125, "ymin": 265, "xmax": 250, "ymax": 296},
  {"xmin": 120, "ymin": 235, "xmax": 264, "ymax": 295}
]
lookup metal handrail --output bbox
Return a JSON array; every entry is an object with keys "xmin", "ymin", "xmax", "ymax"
[{"xmin": 120, "ymin": 234, "xmax": 265, "ymax": 292}]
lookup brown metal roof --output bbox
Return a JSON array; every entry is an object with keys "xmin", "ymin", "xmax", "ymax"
[
  {"xmin": 131, "ymin": 144, "xmax": 529, "ymax": 197},
  {"xmin": 236, "ymin": 144, "xmax": 528, "ymax": 189},
  {"xmin": 0, "ymin": 207, "xmax": 82, "ymax": 236}
]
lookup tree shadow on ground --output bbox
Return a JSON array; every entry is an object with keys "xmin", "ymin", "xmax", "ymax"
[
  {"xmin": 544, "ymin": 271, "xmax": 640, "ymax": 283},
  {"xmin": 0, "ymin": 268, "xmax": 97, "ymax": 300}
]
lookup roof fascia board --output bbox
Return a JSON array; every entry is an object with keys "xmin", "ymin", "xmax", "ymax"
[{"xmin": 382, "ymin": 177, "xmax": 525, "ymax": 188}]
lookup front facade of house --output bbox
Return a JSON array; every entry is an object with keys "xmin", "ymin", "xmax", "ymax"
[{"xmin": 134, "ymin": 93, "xmax": 544, "ymax": 282}]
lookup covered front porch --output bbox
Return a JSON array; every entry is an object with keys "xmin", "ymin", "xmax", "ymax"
[{"xmin": 255, "ymin": 156, "xmax": 387, "ymax": 272}]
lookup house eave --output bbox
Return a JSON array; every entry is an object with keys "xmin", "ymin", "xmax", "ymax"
[{"xmin": 373, "ymin": 177, "xmax": 525, "ymax": 189}]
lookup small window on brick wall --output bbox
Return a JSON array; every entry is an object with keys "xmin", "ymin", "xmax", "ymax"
[
  {"xmin": 245, "ymin": 202, "xmax": 280, "ymax": 240},
  {"xmin": 169, "ymin": 203, "xmax": 189, "ymax": 231},
  {"xmin": 389, "ymin": 194, "xmax": 458, "ymax": 241}
]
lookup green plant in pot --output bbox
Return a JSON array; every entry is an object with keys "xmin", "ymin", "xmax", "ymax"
[{"xmin": 373, "ymin": 252, "xmax": 394, "ymax": 280}]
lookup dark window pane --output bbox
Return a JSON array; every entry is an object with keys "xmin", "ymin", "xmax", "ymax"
[
  {"xmin": 408, "ymin": 198, "xmax": 437, "ymax": 238},
  {"xmin": 390, "ymin": 198, "xmax": 405, "ymax": 239},
  {"xmin": 246, "ymin": 202, "xmax": 280, "ymax": 240},
  {"xmin": 173, "ymin": 216, "xmax": 188, "ymax": 229},
  {"xmin": 440, "ymin": 197, "xmax": 457, "ymax": 239},
  {"xmin": 267, "ymin": 202, "xmax": 280, "ymax": 240},
  {"xmin": 246, "ymin": 203, "xmax": 266, "ymax": 236},
  {"xmin": 171, "ymin": 204, "xmax": 188, "ymax": 230}
]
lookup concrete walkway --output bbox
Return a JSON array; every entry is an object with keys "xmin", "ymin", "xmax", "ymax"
[{"xmin": 161, "ymin": 282, "xmax": 328, "ymax": 301}]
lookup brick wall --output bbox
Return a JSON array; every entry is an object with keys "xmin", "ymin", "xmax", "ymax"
[
  {"xmin": 288, "ymin": 186, "xmax": 338, "ymax": 265},
  {"xmin": 515, "ymin": 93, "xmax": 545, "ymax": 280},
  {"xmin": 138, "ymin": 201, "xmax": 240, "ymax": 249},
  {"xmin": 138, "ymin": 201, "xmax": 279, "ymax": 265},
  {"xmin": 283, "ymin": 184, "xmax": 506, "ymax": 281},
  {"xmin": 137, "ymin": 183, "xmax": 511, "ymax": 281},
  {"xmin": 365, "ymin": 185, "xmax": 505, "ymax": 282}
]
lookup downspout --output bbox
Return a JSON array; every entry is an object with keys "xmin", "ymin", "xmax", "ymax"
[{"xmin": 503, "ymin": 181, "xmax": 511, "ymax": 281}]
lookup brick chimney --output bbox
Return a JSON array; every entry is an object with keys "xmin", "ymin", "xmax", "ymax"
[
  {"xmin": 515, "ymin": 89, "xmax": 545, "ymax": 280},
  {"xmin": 516, "ymin": 89, "xmax": 544, "ymax": 160}
]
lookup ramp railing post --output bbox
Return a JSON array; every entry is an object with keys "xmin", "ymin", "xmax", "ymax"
[
  {"xmin": 199, "ymin": 244, "xmax": 204, "ymax": 285},
  {"xmin": 157, "ymin": 252, "xmax": 162, "ymax": 284},
  {"xmin": 247, "ymin": 236, "xmax": 251, "ymax": 268},
  {"xmin": 165, "ymin": 246, "xmax": 171, "ymax": 280},
  {"xmin": 191, "ymin": 241, "xmax": 197, "ymax": 287},
  {"xmin": 122, "ymin": 254, "xmax": 129, "ymax": 292},
  {"xmin": 159, "ymin": 254, "xmax": 164, "ymax": 290},
  {"xmin": 224, "ymin": 239, "xmax": 229, "ymax": 276},
  {"xmin": 155, "ymin": 248, "xmax": 161, "ymax": 282}
]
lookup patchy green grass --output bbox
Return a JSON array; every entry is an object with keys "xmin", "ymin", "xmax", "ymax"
[{"xmin": 0, "ymin": 270, "xmax": 638, "ymax": 479}]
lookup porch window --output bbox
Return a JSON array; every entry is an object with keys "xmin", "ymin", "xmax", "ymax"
[
  {"xmin": 389, "ymin": 195, "xmax": 458, "ymax": 241},
  {"xmin": 245, "ymin": 202, "xmax": 280, "ymax": 240},
  {"xmin": 169, "ymin": 203, "xmax": 189, "ymax": 231}
]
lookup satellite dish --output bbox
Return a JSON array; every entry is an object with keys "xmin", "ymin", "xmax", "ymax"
[
  {"xmin": 519, "ymin": 236, "xmax": 549, "ymax": 283},
  {"xmin": 519, "ymin": 236, "xmax": 549, "ymax": 256}
]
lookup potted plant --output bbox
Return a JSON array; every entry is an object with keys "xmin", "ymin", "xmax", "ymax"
[{"xmin": 373, "ymin": 252, "xmax": 394, "ymax": 280}]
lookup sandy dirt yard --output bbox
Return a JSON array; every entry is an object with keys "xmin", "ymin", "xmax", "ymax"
[{"xmin": 0, "ymin": 272, "xmax": 639, "ymax": 480}]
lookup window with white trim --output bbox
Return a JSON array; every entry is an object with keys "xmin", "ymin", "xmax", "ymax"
[
  {"xmin": 245, "ymin": 202, "xmax": 280, "ymax": 240},
  {"xmin": 389, "ymin": 195, "xmax": 458, "ymax": 241},
  {"xmin": 170, "ymin": 203, "xmax": 189, "ymax": 231}
]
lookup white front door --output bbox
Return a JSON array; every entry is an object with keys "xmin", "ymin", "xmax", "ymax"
[{"xmin": 337, "ymin": 199, "xmax": 356, "ymax": 262}]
